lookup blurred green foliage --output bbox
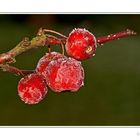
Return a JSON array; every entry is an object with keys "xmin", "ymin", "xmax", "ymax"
[{"xmin": 0, "ymin": 15, "xmax": 140, "ymax": 126}]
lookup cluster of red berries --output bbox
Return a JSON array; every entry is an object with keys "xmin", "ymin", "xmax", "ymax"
[
  {"xmin": 18, "ymin": 28, "xmax": 95, "ymax": 104},
  {"xmin": 17, "ymin": 28, "xmax": 136, "ymax": 104}
]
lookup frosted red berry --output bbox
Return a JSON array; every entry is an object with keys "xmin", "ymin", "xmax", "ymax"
[
  {"xmin": 18, "ymin": 73, "xmax": 48, "ymax": 104},
  {"xmin": 36, "ymin": 52, "xmax": 66, "ymax": 78},
  {"xmin": 65, "ymin": 28, "xmax": 97, "ymax": 60},
  {"xmin": 46, "ymin": 57, "xmax": 84, "ymax": 92}
]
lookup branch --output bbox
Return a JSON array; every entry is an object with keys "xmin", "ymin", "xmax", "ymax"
[
  {"xmin": 0, "ymin": 28, "xmax": 67, "ymax": 64},
  {"xmin": 0, "ymin": 64, "xmax": 34, "ymax": 76},
  {"xmin": 97, "ymin": 29, "xmax": 136, "ymax": 45}
]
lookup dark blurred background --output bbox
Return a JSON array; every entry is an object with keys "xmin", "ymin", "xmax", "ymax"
[{"xmin": 0, "ymin": 14, "xmax": 140, "ymax": 126}]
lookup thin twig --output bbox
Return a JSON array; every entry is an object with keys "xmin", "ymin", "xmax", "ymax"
[
  {"xmin": 0, "ymin": 64, "xmax": 34, "ymax": 76},
  {"xmin": 43, "ymin": 29, "xmax": 67, "ymax": 38},
  {"xmin": 97, "ymin": 29, "xmax": 136, "ymax": 45}
]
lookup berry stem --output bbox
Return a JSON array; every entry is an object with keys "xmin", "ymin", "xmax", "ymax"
[
  {"xmin": 61, "ymin": 42, "xmax": 65, "ymax": 55},
  {"xmin": 0, "ymin": 64, "xmax": 34, "ymax": 76},
  {"xmin": 45, "ymin": 34, "xmax": 66, "ymax": 45},
  {"xmin": 97, "ymin": 29, "xmax": 136, "ymax": 45},
  {"xmin": 43, "ymin": 29, "xmax": 67, "ymax": 38},
  {"xmin": 20, "ymin": 70, "xmax": 35, "ymax": 75}
]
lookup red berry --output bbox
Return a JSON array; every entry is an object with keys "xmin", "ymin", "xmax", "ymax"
[
  {"xmin": 36, "ymin": 52, "xmax": 66, "ymax": 78},
  {"xmin": 65, "ymin": 28, "xmax": 97, "ymax": 60},
  {"xmin": 46, "ymin": 57, "xmax": 84, "ymax": 92},
  {"xmin": 18, "ymin": 73, "xmax": 48, "ymax": 104}
]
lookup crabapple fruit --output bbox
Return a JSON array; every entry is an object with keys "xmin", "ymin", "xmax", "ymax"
[
  {"xmin": 36, "ymin": 52, "xmax": 66, "ymax": 78},
  {"xmin": 46, "ymin": 57, "xmax": 84, "ymax": 92},
  {"xmin": 18, "ymin": 73, "xmax": 48, "ymax": 104},
  {"xmin": 65, "ymin": 28, "xmax": 97, "ymax": 60}
]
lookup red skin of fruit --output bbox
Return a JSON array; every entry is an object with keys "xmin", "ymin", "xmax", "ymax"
[
  {"xmin": 65, "ymin": 28, "xmax": 97, "ymax": 60},
  {"xmin": 46, "ymin": 57, "xmax": 84, "ymax": 92},
  {"xmin": 18, "ymin": 73, "xmax": 48, "ymax": 104},
  {"xmin": 36, "ymin": 52, "xmax": 66, "ymax": 78}
]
